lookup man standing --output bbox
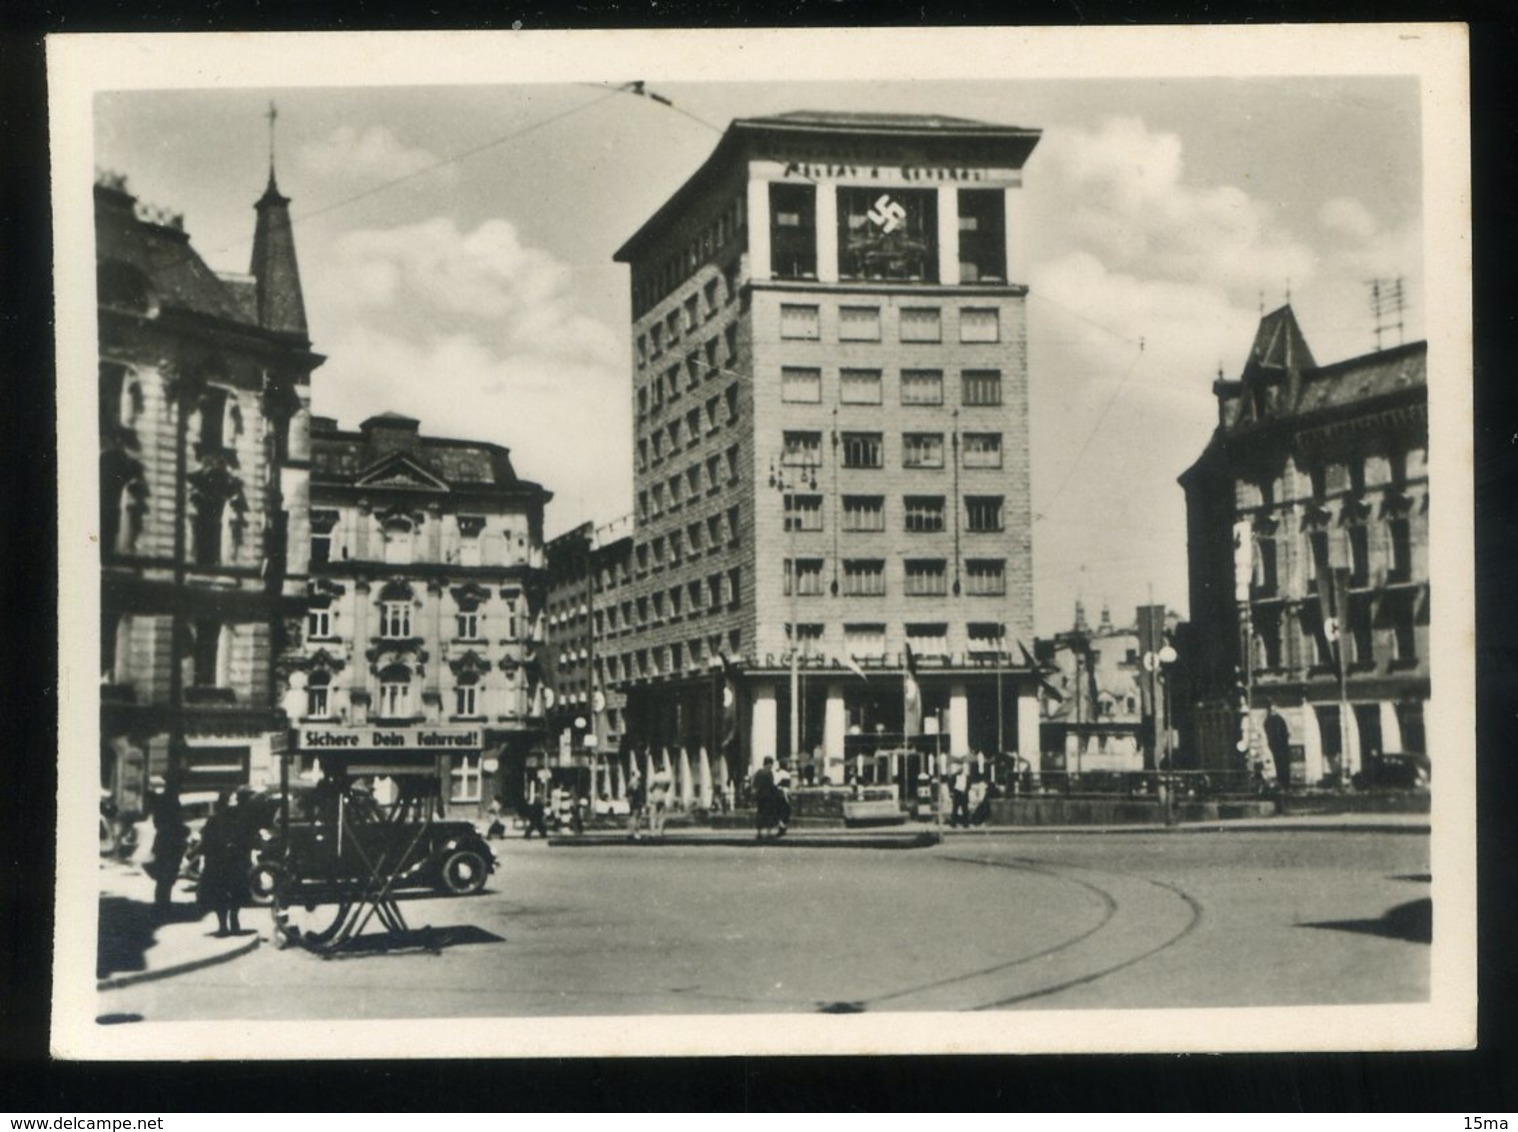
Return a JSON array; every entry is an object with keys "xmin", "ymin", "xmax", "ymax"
[
  {"xmin": 949, "ymin": 764, "xmax": 971, "ymax": 827},
  {"xmin": 752, "ymin": 757, "xmax": 781, "ymax": 840},
  {"xmin": 1264, "ymin": 701, "xmax": 1292, "ymax": 790}
]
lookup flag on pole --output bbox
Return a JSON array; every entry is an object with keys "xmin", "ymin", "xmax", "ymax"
[
  {"xmin": 903, "ymin": 643, "xmax": 922, "ymax": 738},
  {"xmin": 1018, "ymin": 640, "xmax": 1064, "ymax": 703},
  {"xmin": 719, "ymin": 653, "xmax": 739, "ymax": 752}
]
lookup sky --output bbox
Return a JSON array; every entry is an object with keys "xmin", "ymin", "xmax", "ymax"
[{"xmin": 94, "ymin": 75, "xmax": 1424, "ymax": 636}]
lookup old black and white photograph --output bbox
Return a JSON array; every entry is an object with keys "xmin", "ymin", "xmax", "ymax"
[{"xmin": 48, "ymin": 25, "xmax": 1475, "ymax": 1058}]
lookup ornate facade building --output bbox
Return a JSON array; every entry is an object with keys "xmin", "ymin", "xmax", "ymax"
[
  {"xmin": 295, "ymin": 413, "xmax": 552, "ymax": 817},
  {"xmin": 97, "ymin": 167, "xmax": 319, "ymax": 810},
  {"xmin": 601, "ymin": 111, "xmax": 1046, "ymax": 790},
  {"xmin": 1179, "ymin": 305, "xmax": 1429, "ymax": 786}
]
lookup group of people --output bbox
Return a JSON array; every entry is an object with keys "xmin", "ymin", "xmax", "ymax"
[
  {"xmin": 750, "ymin": 757, "xmax": 792, "ymax": 839},
  {"xmin": 946, "ymin": 765, "xmax": 994, "ymax": 828},
  {"xmin": 145, "ymin": 780, "xmax": 263, "ymax": 937}
]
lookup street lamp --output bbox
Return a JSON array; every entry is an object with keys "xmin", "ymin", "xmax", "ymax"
[{"xmin": 768, "ymin": 454, "xmax": 818, "ymax": 766}]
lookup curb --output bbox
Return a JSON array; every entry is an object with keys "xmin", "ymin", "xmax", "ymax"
[
  {"xmin": 548, "ymin": 831, "xmax": 942, "ymax": 850},
  {"xmin": 97, "ymin": 933, "xmax": 261, "ymax": 992}
]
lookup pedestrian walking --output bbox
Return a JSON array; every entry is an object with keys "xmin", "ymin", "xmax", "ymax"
[
  {"xmin": 145, "ymin": 775, "xmax": 189, "ymax": 910},
  {"xmin": 752, "ymin": 757, "xmax": 783, "ymax": 840},
  {"xmin": 196, "ymin": 793, "xmax": 248, "ymax": 936},
  {"xmin": 774, "ymin": 762, "xmax": 792, "ymax": 836},
  {"xmin": 648, "ymin": 763, "xmax": 674, "ymax": 837},
  {"xmin": 949, "ymin": 764, "xmax": 972, "ymax": 827},
  {"xmin": 522, "ymin": 780, "xmax": 550, "ymax": 839},
  {"xmin": 626, "ymin": 767, "xmax": 648, "ymax": 840}
]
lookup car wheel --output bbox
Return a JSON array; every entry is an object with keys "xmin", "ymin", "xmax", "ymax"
[
  {"xmin": 248, "ymin": 861, "xmax": 279, "ymax": 906},
  {"xmin": 437, "ymin": 848, "xmax": 488, "ymax": 896}
]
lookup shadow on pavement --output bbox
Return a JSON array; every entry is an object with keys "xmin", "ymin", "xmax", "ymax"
[
  {"xmin": 96, "ymin": 896, "xmax": 205, "ymax": 979},
  {"xmin": 1301, "ymin": 897, "xmax": 1431, "ymax": 944},
  {"xmin": 309, "ymin": 923, "xmax": 505, "ymax": 958}
]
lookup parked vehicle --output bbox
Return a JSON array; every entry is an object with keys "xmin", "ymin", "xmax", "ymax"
[{"xmin": 254, "ymin": 783, "xmax": 497, "ymax": 900}]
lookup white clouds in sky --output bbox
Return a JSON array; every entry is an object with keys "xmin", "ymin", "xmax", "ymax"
[
  {"xmin": 298, "ymin": 125, "xmax": 456, "ymax": 188},
  {"xmin": 308, "ymin": 214, "xmax": 629, "ymax": 527}
]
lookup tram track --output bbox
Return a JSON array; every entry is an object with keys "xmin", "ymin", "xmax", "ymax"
[{"xmin": 852, "ymin": 852, "xmax": 1203, "ymax": 1012}]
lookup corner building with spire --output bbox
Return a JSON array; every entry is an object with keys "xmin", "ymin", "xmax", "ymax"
[
  {"xmin": 1179, "ymin": 305, "xmax": 1429, "ymax": 788},
  {"xmin": 605, "ymin": 111, "xmax": 1046, "ymax": 789},
  {"xmin": 97, "ymin": 165, "xmax": 320, "ymax": 809}
]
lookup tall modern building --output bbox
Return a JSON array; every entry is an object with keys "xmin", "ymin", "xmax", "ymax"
[
  {"xmin": 1179, "ymin": 305, "xmax": 1429, "ymax": 786},
  {"xmin": 97, "ymin": 167, "xmax": 319, "ymax": 809},
  {"xmin": 605, "ymin": 111, "xmax": 1045, "ymax": 788},
  {"xmin": 293, "ymin": 413, "xmax": 552, "ymax": 818}
]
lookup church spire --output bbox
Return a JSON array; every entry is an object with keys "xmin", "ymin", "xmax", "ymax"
[{"xmin": 250, "ymin": 102, "xmax": 308, "ymax": 341}]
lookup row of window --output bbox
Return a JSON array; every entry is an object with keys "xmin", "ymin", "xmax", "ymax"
[
  {"xmin": 631, "ymin": 195, "xmax": 746, "ymax": 318},
  {"xmin": 638, "ymin": 425, "xmax": 738, "ymax": 479},
  {"xmin": 1253, "ymin": 591, "xmax": 1422, "ymax": 671},
  {"xmin": 1251, "ymin": 514, "xmax": 1418, "ymax": 597},
  {"xmin": 778, "ymin": 303, "xmax": 1000, "ymax": 344},
  {"xmin": 599, "ymin": 567, "xmax": 745, "ymax": 636},
  {"xmin": 600, "ymin": 627, "xmax": 745, "ymax": 683},
  {"xmin": 640, "ymin": 268, "xmax": 743, "ymax": 359},
  {"xmin": 783, "ymin": 429, "xmax": 1004, "ymax": 470},
  {"xmin": 780, "ymin": 366, "xmax": 1003, "ymax": 407},
  {"xmin": 785, "ymin": 558, "xmax": 1008, "ymax": 597},
  {"xmin": 305, "ymin": 670, "xmax": 517, "ymax": 724},
  {"xmin": 311, "ymin": 513, "xmax": 537, "ymax": 569},
  {"xmin": 638, "ymin": 345, "xmax": 740, "ymax": 418},
  {"xmin": 1241, "ymin": 448, "xmax": 1425, "ymax": 510},
  {"xmin": 782, "ymin": 493, "xmax": 1007, "ymax": 533},
  {"xmin": 633, "ymin": 489, "xmax": 742, "ymax": 550},
  {"xmin": 309, "ymin": 601, "xmax": 526, "ymax": 643},
  {"xmin": 770, "ymin": 184, "xmax": 1008, "ymax": 284}
]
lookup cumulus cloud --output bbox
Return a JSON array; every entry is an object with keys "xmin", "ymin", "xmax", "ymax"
[
  {"xmin": 306, "ymin": 214, "xmax": 630, "ymax": 534},
  {"xmin": 298, "ymin": 125, "xmax": 455, "ymax": 188},
  {"xmin": 1034, "ymin": 116, "xmax": 1318, "ymax": 300},
  {"xmin": 1318, "ymin": 196, "xmax": 1379, "ymax": 241}
]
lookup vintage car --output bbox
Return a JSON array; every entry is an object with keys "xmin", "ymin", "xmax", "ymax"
[{"xmin": 251, "ymin": 783, "xmax": 497, "ymax": 901}]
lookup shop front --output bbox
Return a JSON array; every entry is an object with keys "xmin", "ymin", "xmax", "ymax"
[{"xmin": 295, "ymin": 723, "xmax": 487, "ymax": 818}]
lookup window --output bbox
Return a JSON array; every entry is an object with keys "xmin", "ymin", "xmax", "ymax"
[
  {"xmin": 783, "ymin": 431, "xmax": 823, "ymax": 466},
  {"xmin": 706, "ymin": 455, "xmax": 721, "ymax": 492},
  {"xmin": 967, "ymin": 623, "xmax": 1006, "ymax": 653},
  {"xmin": 686, "ymin": 354, "xmax": 702, "ymax": 391},
  {"xmin": 703, "ymin": 278, "xmax": 719, "ymax": 317},
  {"xmin": 311, "ymin": 510, "xmax": 339, "ymax": 565},
  {"xmin": 782, "ymin": 367, "xmax": 822, "ymax": 404},
  {"xmin": 379, "ymin": 669, "xmax": 413, "ymax": 718},
  {"xmin": 965, "ymin": 496, "xmax": 1004, "ymax": 532},
  {"xmin": 637, "ymin": 387, "xmax": 649, "ymax": 419},
  {"xmin": 636, "ymin": 334, "xmax": 648, "ymax": 367},
  {"xmin": 840, "ymin": 369, "xmax": 883, "ymax": 405},
  {"xmin": 843, "ymin": 560, "xmax": 886, "ymax": 597},
  {"xmin": 839, "ymin": 306, "xmax": 881, "ymax": 341},
  {"xmin": 837, "ymin": 186, "xmax": 938, "ymax": 281},
  {"xmin": 901, "ymin": 369, "xmax": 944, "ymax": 406},
  {"xmin": 708, "ymin": 574, "xmax": 723, "ymax": 609},
  {"xmin": 190, "ymin": 493, "xmax": 226, "ymax": 567},
  {"xmin": 665, "ymin": 309, "xmax": 681, "ymax": 344},
  {"xmin": 725, "ymin": 384, "xmax": 739, "ymax": 424},
  {"xmin": 1254, "ymin": 607, "xmax": 1284, "ymax": 670},
  {"xmin": 780, "ymin": 304, "xmax": 821, "ymax": 340},
  {"xmin": 842, "ymin": 495, "xmax": 885, "ymax": 532},
  {"xmin": 962, "ymin": 370, "xmax": 1003, "ymax": 407},
  {"xmin": 684, "ymin": 295, "xmax": 699, "ymax": 333},
  {"xmin": 965, "ymin": 559, "xmax": 1006, "ymax": 596},
  {"xmin": 959, "ymin": 307, "xmax": 1001, "ymax": 342},
  {"xmin": 1254, "ymin": 524, "xmax": 1279, "ymax": 596},
  {"xmin": 382, "ymin": 516, "xmax": 414, "ymax": 565},
  {"xmin": 1396, "ymin": 700, "xmax": 1425, "ymax": 754},
  {"xmin": 727, "ymin": 566, "xmax": 741, "ymax": 605},
  {"xmin": 306, "ymin": 672, "xmax": 331, "ymax": 719},
  {"xmin": 841, "ymin": 432, "xmax": 884, "ymax": 469},
  {"xmin": 785, "ymin": 494, "xmax": 824, "ymax": 532},
  {"xmin": 1348, "ymin": 594, "xmax": 1374, "ymax": 667},
  {"xmin": 686, "ymin": 465, "xmax": 702, "ymax": 497},
  {"xmin": 845, "ymin": 624, "xmax": 887, "ymax": 659},
  {"xmin": 957, "ymin": 190, "xmax": 1007, "ymax": 282},
  {"xmin": 902, "ymin": 433, "xmax": 944, "ymax": 469},
  {"xmin": 456, "ymin": 611, "xmax": 481, "ymax": 640},
  {"xmin": 651, "ymin": 485, "xmax": 665, "ymax": 516},
  {"xmin": 725, "ymin": 323, "xmax": 739, "ymax": 363},
  {"xmin": 903, "ymin": 496, "xmax": 946, "ymax": 533},
  {"xmin": 727, "ymin": 504, "xmax": 741, "ymax": 543},
  {"xmin": 307, "ymin": 609, "xmax": 333, "ymax": 640},
  {"xmin": 906, "ymin": 623, "xmax": 949, "ymax": 657},
  {"xmin": 770, "ymin": 183, "xmax": 817, "ymax": 280},
  {"xmin": 450, "ymin": 755, "xmax": 482, "ymax": 803},
  {"xmin": 784, "ymin": 558, "xmax": 825, "ymax": 596},
  {"xmin": 962, "ymin": 432, "xmax": 1002, "ymax": 468},
  {"xmin": 899, "ymin": 307, "xmax": 942, "ymax": 343},
  {"xmin": 688, "ymin": 580, "xmax": 704, "ymax": 610},
  {"xmin": 454, "ymin": 683, "xmax": 480, "ymax": 718},
  {"xmin": 381, "ymin": 601, "xmax": 412, "ymax": 639},
  {"xmin": 788, "ymin": 624, "xmax": 825, "ymax": 656},
  {"xmin": 650, "ymin": 323, "xmax": 664, "ymax": 357},
  {"xmin": 904, "ymin": 559, "xmax": 948, "ymax": 596},
  {"xmin": 1305, "ymin": 529, "xmax": 1331, "ymax": 593},
  {"xmin": 1389, "ymin": 514, "xmax": 1414, "ymax": 582},
  {"xmin": 1348, "ymin": 520, "xmax": 1370, "ymax": 587}
]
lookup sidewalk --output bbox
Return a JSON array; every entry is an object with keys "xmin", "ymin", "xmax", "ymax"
[
  {"xmin": 96, "ymin": 857, "xmax": 262, "ymax": 991},
  {"xmin": 544, "ymin": 809, "xmax": 1429, "ymax": 848}
]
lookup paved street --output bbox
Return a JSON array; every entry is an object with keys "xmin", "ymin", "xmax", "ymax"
[{"xmin": 99, "ymin": 828, "xmax": 1429, "ymax": 1020}]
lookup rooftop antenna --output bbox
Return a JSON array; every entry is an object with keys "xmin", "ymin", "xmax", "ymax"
[{"xmin": 1368, "ymin": 276, "xmax": 1407, "ymax": 351}]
